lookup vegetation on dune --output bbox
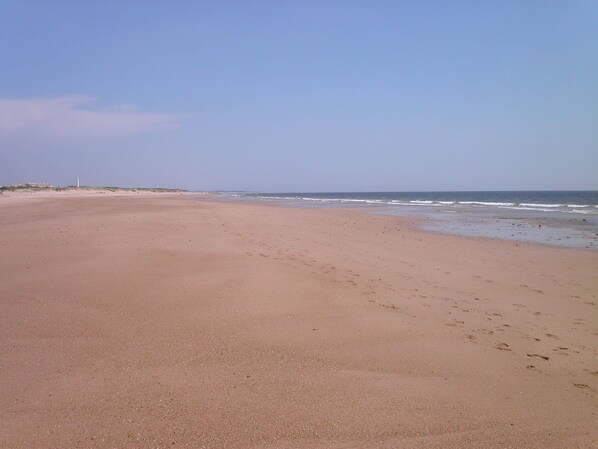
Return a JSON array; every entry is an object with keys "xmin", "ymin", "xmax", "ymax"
[{"xmin": 0, "ymin": 183, "xmax": 187, "ymax": 193}]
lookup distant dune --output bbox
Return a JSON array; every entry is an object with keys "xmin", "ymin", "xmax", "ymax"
[{"xmin": 0, "ymin": 183, "xmax": 188, "ymax": 194}]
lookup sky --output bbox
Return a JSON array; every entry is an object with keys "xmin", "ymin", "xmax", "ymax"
[{"xmin": 1, "ymin": 1, "xmax": 597, "ymax": 192}]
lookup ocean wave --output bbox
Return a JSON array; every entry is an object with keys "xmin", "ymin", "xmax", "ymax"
[
  {"xmin": 569, "ymin": 209, "xmax": 596, "ymax": 214},
  {"xmin": 499, "ymin": 206, "xmax": 565, "ymax": 213},
  {"xmin": 261, "ymin": 195, "xmax": 296, "ymax": 200},
  {"xmin": 401, "ymin": 201, "xmax": 438, "ymax": 206},
  {"xmin": 459, "ymin": 201, "xmax": 515, "ymax": 206},
  {"xmin": 301, "ymin": 197, "xmax": 338, "ymax": 202},
  {"xmin": 519, "ymin": 203, "xmax": 563, "ymax": 208},
  {"xmin": 252, "ymin": 195, "xmax": 597, "ymax": 214},
  {"xmin": 499, "ymin": 206, "xmax": 597, "ymax": 215}
]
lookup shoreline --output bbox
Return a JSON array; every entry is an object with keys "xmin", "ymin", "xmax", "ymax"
[
  {"xmin": 211, "ymin": 193, "xmax": 598, "ymax": 250},
  {"xmin": 1, "ymin": 194, "xmax": 597, "ymax": 448}
]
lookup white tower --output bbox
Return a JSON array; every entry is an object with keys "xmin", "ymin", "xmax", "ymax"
[{"xmin": 76, "ymin": 177, "xmax": 80, "ymax": 188}]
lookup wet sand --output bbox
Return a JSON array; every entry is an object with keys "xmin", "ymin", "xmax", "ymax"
[{"xmin": 1, "ymin": 193, "xmax": 597, "ymax": 448}]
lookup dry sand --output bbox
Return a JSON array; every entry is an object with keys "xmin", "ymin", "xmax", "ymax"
[{"xmin": 1, "ymin": 193, "xmax": 597, "ymax": 448}]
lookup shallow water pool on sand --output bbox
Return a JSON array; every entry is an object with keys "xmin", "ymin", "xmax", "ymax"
[{"xmin": 376, "ymin": 206, "xmax": 598, "ymax": 250}]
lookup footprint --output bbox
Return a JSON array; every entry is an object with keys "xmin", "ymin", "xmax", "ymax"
[
  {"xmin": 495, "ymin": 343, "xmax": 511, "ymax": 351},
  {"xmin": 555, "ymin": 347, "xmax": 580, "ymax": 354},
  {"xmin": 527, "ymin": 353, "xmax": 550, "ymax": 361},
  {"xmin": 445, "ymin": 321, "xmax": 464, "ymax": 327}
]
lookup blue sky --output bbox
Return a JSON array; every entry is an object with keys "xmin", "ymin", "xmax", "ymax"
[{"xmin": 1, "ymin": 1, "xmax": 597, "ymax": 191}]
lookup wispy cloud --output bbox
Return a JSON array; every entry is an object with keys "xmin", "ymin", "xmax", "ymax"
[{"xmin": 0, "ymin": 96, "xmax": 182, "ymax": 145}]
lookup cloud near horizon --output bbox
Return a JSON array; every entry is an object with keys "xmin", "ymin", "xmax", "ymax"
[{"xmin": 0, "ymin": 96, "xmax": 182, "ymax": 147}]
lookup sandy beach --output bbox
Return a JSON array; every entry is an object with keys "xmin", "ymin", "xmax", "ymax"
[{"xmin": 1, "ymin": 193, "xmax": 597, "ymax": 448}]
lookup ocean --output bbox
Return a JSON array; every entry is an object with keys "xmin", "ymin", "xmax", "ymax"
[
  {"xmin": 217, "ymin": 191, "xmax": 598, "ymax": 249},
  {"xmin": 237, "ymin": 191, "xmax": 598, "ymax": 215}
]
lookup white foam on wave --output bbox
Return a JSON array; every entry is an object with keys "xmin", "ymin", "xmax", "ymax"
[
  {"xmin": 519, "ymin": 203, "xmax": 563, "ymax": 208},
  {"xmin": 499, "ymin": 206, "xmax": 563, "ymax": 213},
  {"xmin": 569, "ymin": 209, "xmax": 596, "ymax": 214},
  {"xmin": 302, "ymin": 197, "xmax": 339, "ymax": 202},
  {"xmin": 254, "ymin": 195, "xmax": 598, "ymax": 215},
  {"xmin": 308, "ymin": 198, "xmax": 388, "ymax": 204},
  {"xmin": 459, "ymin": 201, "xmax": 515, "ymax": 206},
  {"xmin": 388, "ymin": 200, "xmax": 453, "ymax": 207},
  {"xmin": 261, "ymin": 195, "xmax": 296, "ymax": 200},
  {"xmin": 499, "ymin": 206, "xmax": 598, "ymax": 215}
]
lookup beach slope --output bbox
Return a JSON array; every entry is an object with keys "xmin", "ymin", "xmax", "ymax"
[{"xmin": 1, "ymin": 194, "xmax": 596, "ymax": 448}]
